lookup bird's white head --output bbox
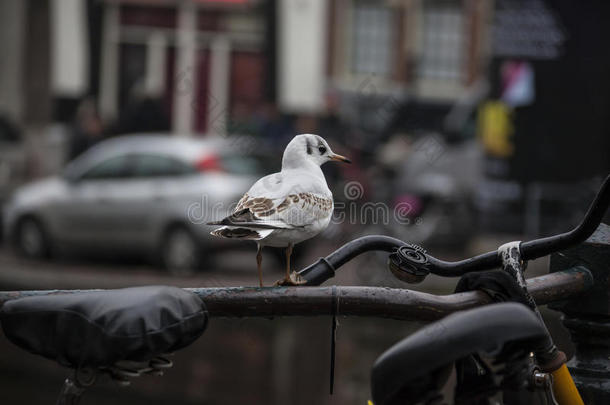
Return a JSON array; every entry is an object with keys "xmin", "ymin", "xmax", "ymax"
[{"xmin": 281, "ymin": 134, "xmax": 350, "ymax": 170}]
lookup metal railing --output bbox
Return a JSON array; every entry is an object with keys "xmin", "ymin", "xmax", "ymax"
[{"xmin": 0, "ymin": 265, "xmax": 593, "ymax": 321}]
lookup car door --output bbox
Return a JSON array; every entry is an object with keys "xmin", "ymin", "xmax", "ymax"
[
  {"xmin": 53, "ymin": 154, "xmax": 147, "ymax": 249},
  {"xmin": 125, "ymin": 153, "xmax": 199, "ymax": 247}
]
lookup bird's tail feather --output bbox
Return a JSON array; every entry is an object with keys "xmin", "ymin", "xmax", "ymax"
[
  {"xmin": 210, "ymin": 226, "xmax": 273, "ymax": 240},
  {"xmin": 207, "ymin": 209, "xmax": 293, "ymax": 229}
]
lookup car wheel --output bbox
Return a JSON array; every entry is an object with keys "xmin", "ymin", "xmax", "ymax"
[
  {"xmin": 16, "ymin": 217, "xmax": 49, "ymax": 259},
  {"xmin": 161, "ymin": 227, "xmax": 200, "ymax": 276}
]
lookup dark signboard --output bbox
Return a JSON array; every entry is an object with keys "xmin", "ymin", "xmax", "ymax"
[
  {"xmin": 480, "ymin": 0, "xmax": 610, "ymax": 183},
  {"xmin": 477, "ymin": 0, "xmax": 610, "ymax": 232}
]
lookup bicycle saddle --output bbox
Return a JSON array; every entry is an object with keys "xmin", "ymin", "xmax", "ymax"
[
  {"xmin": 0, "ymin": 286, "xmax": 208, "ymax": 368},
  {"xmin": 371, "ymin": 302, "xmax": 547, "ymax": 405}
]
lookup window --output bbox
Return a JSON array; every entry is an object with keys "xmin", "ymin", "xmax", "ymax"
[
  {"xmin": 220, "ymin": 155, "xmax": 262, "ymax": 176},
  {"xmin": 81, "ymin": 156, "xmax": 131, "ymax": 180},
  {"xmin": 418, "ymin": 1, "xmax": 465, "ymax": 81},
  {"xmin": 351, "ymin": 1, "xmax": 395, "ymax": 76},
  {"xmin": 131, "ymin": 154, "xmax": 194, "ymax": 177}
]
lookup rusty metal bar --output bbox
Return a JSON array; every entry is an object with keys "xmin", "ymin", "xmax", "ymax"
[{"xmin": 0, "ymin": 267, "xmax": 593, "ymax": 322}]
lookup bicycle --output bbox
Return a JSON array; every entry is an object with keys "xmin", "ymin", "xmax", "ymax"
[
  {"xmin": 371, "ymin": 301, "xmax": 559, "ymax": 404},
  {"xmin": 0, "ymin": 174, "xmax": 607, "ymax": 404}
]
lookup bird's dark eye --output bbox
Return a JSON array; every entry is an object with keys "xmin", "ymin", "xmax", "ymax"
[{"xmin": 318, "ymin": 146, "xmax": 327, "ymax": 154}]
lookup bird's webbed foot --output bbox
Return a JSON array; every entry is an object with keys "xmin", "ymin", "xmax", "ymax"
[{"xmin": 274, "ymin": 271, "xmax": 307, "ymax": 286}]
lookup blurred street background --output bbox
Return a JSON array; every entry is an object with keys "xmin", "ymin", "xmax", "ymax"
[{"xmin": 0, "ymin": 0, "xmax": 609, "ymax": 404}]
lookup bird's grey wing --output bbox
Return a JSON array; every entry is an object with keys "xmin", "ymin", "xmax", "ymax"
[
  {"xmin": 210, "ymin": 171, "xmax": 332, "ymax": 229},
  {"xmin": 214, "ymin": 190, "xmax": 332, "ymax": 229},
  {"xmin": 272, "ymin": 192, "xmax": 333, "ymax": 227},
  {"xmin": 208, "ymin": 172, "xmax": 287, "ymax": 229}
]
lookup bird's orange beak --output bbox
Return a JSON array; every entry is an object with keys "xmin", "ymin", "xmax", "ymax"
[{"xmin": 329, "ymin": 153, "xmax": 351, "ymax": 164}]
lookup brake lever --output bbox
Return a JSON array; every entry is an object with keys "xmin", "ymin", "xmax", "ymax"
[{"xmin": 532, "ymin": 371, "xmax": 559, "ymax": 405}]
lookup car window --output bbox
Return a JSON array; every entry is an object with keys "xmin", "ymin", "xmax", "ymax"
[
  {"xmin": 131, "ymin": 154, "xmax": 195, "ymax": 177},
  {"xmin": 80, "ymin": 155, "xmax": 131, "ymax": 180},
  {"xmin": 220, "ymin": 155, "xmax": 263, "ymax": 175}
]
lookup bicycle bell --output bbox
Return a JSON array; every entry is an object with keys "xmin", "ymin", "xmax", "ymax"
[{"xmin": 388, "ymin": 244, "xmax": 431, "ymax": 283}]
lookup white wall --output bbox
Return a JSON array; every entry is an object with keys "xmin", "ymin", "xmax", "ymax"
[
  {"xmin": 278, "ymin": 0, "xmax": 328, "ymax": 113},
  {"xmin": 50, "ymin": 0, "xmax": 89, "ymax": 97}
]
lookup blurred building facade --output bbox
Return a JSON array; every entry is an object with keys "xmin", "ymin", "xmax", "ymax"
[
  {"xmin": 0, "ymin": 0, "xmax": 492, "ymax": 135},
  {"xmin": 326, "ymin": 0, "xmax": 490, "ymax": 133},
  {"xmin": 1, "ymin": 0, "xmax": 608, "ymax": 235},
  {"xmin": 0, "ymin": 0, "xmax": 271, "ymax": 137}
]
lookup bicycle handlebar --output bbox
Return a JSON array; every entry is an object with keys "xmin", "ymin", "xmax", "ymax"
[{"xmin": 299, "ymin": 174, "xmax": 609, "ymax": 285}]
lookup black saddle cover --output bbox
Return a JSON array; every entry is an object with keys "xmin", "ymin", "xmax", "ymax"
[
  {"xmin": 371, "ymin": 302, "xmax": 547, "ymax": 405},
  {"xmin": 0, "ymin": 286, "xmax": 208, "ymax": 368}
]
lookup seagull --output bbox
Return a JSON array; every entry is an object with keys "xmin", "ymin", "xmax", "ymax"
[{"xmin": 207, "ymin": 134, "xmax": 350, "ymax": 287}]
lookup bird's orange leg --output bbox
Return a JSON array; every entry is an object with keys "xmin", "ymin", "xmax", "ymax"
[
  {"xmin": 284, "ymin": 243, "xmax": 293, "ymax": 283},
  {"xmin": 274, "ymin": 243, "xmax": 306, "ymax": 286},
  {"xmin": 256, "ymin": 244, "xmax": 263, "ymax": 287}
]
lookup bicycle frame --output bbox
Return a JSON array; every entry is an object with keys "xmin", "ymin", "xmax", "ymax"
[
  {"xmin": 498, "ymin": 241, "xmax": 583, "ymax": 405},
  {"xmin": 0, "ymin": 268, "xmax": 593, "ymax": 405},
  {"xmin": 0, "ymin": 266, "xmax": 594, "ymax": 405}
]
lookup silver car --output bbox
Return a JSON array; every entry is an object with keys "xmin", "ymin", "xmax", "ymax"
[{"xmin": 3, "ymin": 134, "xmax": 260, "ymax": 274}]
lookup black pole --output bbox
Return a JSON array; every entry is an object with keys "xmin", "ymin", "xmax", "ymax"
[{"xmin": 549, "ymin": 224, "xmax": 610, "ymax": 404}]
